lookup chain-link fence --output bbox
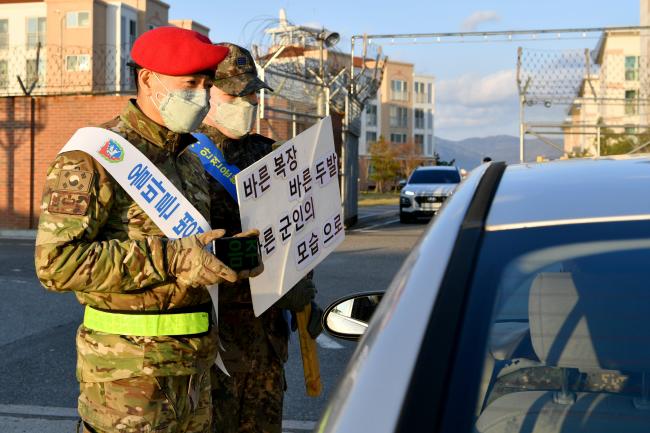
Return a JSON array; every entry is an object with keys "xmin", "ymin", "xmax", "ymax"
[
  {"xmin": 0, "ymin": 44, "xmax": 136, "ymax": 96},
  {"xmin": 518, "ymin": 39, "xmax": 650, "ymax": 157}
]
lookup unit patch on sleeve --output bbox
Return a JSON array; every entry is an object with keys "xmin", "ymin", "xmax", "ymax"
[
  {"xmin": 48, "ymin": 191, "xmax": 91, "ymax": 216},
  {"xmin": 56, "ymin": 170, "xmax": 94, "ymax": 193}
]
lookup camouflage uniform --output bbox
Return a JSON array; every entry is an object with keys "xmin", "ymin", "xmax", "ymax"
[
  {"xmin": 488, "ymin": 366, "xmax": 637, "ymax": 405},
  {"xmin": 196, "ymin": 124, "xmax": 289, "ymax": 433},
  {"xmin": 35, "ymin": 101, "xmax": 217, "ymax": 433}
]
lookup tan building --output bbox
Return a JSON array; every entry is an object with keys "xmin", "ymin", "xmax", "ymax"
[
  {"xmin": 0, "ymin": 0, "xmax": 208, "ymax": 95},
  {"xmin": 169, "ymin": 19, "xmax": 208, "ymax": 38},
  {"xmin": 564, "ymin": 29, "xmax": 642, "ymax": 155},
  {"xmin": 360, "ymin": 61, "xmax": 435, "ymax": 154},
  {"xmin": 358, "ymin": 61, "xmax": 435, "ymax": 189}
]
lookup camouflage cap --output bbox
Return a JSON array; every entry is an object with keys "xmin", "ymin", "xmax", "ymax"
[{"xmin": 213, "ymin": 43, "xmax": 273, "ymax": 96}]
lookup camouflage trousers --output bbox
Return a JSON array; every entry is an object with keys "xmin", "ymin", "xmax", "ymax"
[
  {"xmin": 211, "ymin": 359, "xmax": 285, "ymax": 433},
  {"xmin": 78, "ymin": 371, "xmax": 212, "ymax": 433}
]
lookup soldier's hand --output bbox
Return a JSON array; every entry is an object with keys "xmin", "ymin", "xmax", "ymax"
[
  {"xmin": 233, "ymin": 229, "xmax": 265, "ymax": 280},
  {"xmin": 274, "ymin": 278, "xmax": 316, "ymax": 310},
  {"xmin": 307, "ymin": 301, "xmax": 324, "ymax": 339},
  {"xmin": 289, "ymin": 301, "xmax": 324, "ymax": 339},
  {"xmin": 166, "ymin": 229, "xmax": 238, "ymax": 288}
]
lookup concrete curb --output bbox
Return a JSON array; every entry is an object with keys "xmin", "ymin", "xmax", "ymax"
[{"xmin": 0, "ymin": 230, "xmax": 37, "ymax": 240}]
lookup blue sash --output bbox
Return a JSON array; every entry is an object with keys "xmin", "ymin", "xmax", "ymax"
[{"xmin": 190, "ymin": 133, "xmax": 240, "ymax": 203}]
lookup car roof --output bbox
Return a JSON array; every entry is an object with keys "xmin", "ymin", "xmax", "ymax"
[
  {"xmin": 486, "ymin": 155, "xmax": 650, "ymax": 231},
  {"xmin": 413, "ymin": 166, "xmax": 458, "ymax": 171}
]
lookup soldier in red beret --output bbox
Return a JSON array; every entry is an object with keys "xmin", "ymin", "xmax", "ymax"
[{"xmin": 34, "ymin": 27, "xmax": 257, "ymax": 433}]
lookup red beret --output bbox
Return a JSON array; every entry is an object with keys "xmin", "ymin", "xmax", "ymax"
[{"xmin": 130, "ymin": 27, "xmax": 229, "ymax": 76}]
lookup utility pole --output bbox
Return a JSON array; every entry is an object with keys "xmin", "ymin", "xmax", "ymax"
[
  {"xmin": 517, "ymin": 47, "xmax": 525, "ymax": 163},
  {"xmin": 16, "ymin": 42, "xmax": 41, "ymax": 229}
]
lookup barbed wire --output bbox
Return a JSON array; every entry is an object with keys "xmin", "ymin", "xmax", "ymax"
[{"xmin": 0, "ymin": 44, "xmax": 137, "ymax": 97}]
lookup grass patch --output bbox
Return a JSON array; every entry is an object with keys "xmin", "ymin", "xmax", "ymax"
[{"xmin": 358, "ymin": 191, "xmax": 399, "ymax": 207}]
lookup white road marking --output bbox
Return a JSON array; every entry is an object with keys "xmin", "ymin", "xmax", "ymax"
[
  {"xmin": 0, "ymin": 404, "xmax": 317, "ymax": 430},
  {"xmin": 0, "ymin": 277, "xmax": 27, "ymax": 284},
  {"xmin": 0, "ymin": 404, "xmax": 78, "ymax": 419},
  {"xmin": 282, "ymin": 420, "xmax": 317, "ymax": 430},
  {"xmin": 357, "ymin": 209, "xmax": 398, "ymax": 221},
  {"xmin": 316, "ymin": 334, "xmax": 344, "ymax": 349},
  {"xmin": 351, "ymin": 218, "xmax": 400, "ymax": 233}
]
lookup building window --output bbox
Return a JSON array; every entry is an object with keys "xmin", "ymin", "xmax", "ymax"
[
  {"xmin": 624, "ymin": 125, "xmax": 636, "ymax": 135},
  {"xmin": 625, "ymin": 56, "xmax": 639, "ymax": 81},
  {"xmin": 26, "ymin": 17, "xmax": 46, "ymax": 48},
  {"xmin": 625, "ymin": 89, "xmax": 637, "ymax": 115},
  {"xmin": 427, "ymin": 109, "xmax": 433, "ymax": 129},
  {"xmin": 66, "ymin": 11, "xmax": 90, "ymax": 28},
  {"xmin": 66, "ymin": 55, "xmax": 90, "ymax": 71},
  {"xmin": 0, "ymin": 60, "xmax": 7, "ymax": 88},
  {"xmin": 26, "ymin": 57, "xmax": 44, "ymax": 85},
  {"xmin": 366, "ymin": 131, "xmax": 377, "ymax": 143},
  {"xmin": 390, "ymin": 133, "xmax": 407, "ymax": 144},
  {"xmin": 414, "ymin": 134, "xmax": 424, "ymax": 153},
  {"xmin": 390, "ymin": 79, "xmax": 408, "ymax": 101},
  {"xmin": 129, "ymin": 19, "xmax": 137, "ymax": 49},
  {"xmin": 0, "ymin": 20, "xmax": 8, "ymax": 50},
  {"xmin": 414, "ymin": 109, "xmax": 425, "ymax": 129},
  {"xmin": 414, "ymin": 81, "xmax": 427, "ymax": 104},
  {"xmin": 389, "ymin": 105, "xmax": 408, "ymax": 128},
  {"xmin": 426, "ymin": 134, "xmax": 433, "ymax": 156},
  {"xmin": 427, "ymin": 82, "xmax": 433, "ymax": 104},
  {"xmin": 366, "ymin": 104, "xmax": 377, "ymax": 127}
]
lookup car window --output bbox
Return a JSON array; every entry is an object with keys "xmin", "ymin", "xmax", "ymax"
[
  {"xmin": 470, "ymin": 224, "xmax": 650, "ymax": 432},
  {"xmin": 408, "ymin": 169, "xmax": 460, "ymax": 184}
]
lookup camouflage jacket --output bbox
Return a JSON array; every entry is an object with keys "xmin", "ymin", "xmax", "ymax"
[
  {"xmin": 35, "ymin": 101, "xmax": 218, "ymax": 382},
  {"xmin": 196, "ymin": 124, "xmax": 290, "ymax": 372}
]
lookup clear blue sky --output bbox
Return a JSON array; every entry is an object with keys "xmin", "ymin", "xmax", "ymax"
[{"xmin": 168, "ymin": 0, "xmax": 640, "ymax": 139}]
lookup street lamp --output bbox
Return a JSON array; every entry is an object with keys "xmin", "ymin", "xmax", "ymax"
[
  {"xmin": 310, "ymin": 29, "xmax": 339, "ymax": 117},
  {"xmin": 318, "ymin": 30, "xmax": 340, "ymax": 48}
]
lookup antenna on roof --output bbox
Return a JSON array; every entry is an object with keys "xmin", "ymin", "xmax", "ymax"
[{"xmin": 279, "ymin": 8, "xmax": 288, "ymax": 28}]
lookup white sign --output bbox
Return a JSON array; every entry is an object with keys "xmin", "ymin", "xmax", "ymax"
[{"xmin": 236, "ymin": 117, "xmax": 345, "ymax": 316}]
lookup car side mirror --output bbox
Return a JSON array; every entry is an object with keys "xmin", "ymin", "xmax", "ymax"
[
  {"xmin": 322, "ymin": 292, "xmax": 384, "ymax": 341},
  {"xmin": 398, "ymin": 179, "xmax": 407, "ymax": 188}
]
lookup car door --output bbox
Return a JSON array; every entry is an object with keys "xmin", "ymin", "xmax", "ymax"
[{"xmin": 317, "ymin": 162, "xmax": 504, "ymax": 433}]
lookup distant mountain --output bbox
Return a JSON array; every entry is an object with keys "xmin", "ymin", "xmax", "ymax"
[{"xmin": 434, "ymin": 135, "xmax": 564, "ymax": 170}]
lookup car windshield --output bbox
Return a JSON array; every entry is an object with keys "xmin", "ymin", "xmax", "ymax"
[
  {"xmin": 408, "ymin": 169, "xmax": 460, "ymax": 184},
  {"xmin": 467, "ymin": 221, "xmax": 650, "ymax": 432}
]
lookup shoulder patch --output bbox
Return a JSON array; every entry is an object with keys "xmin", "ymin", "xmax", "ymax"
[
  {"xmin": 56, "ymin": 170, "xmax": 94, "ymax": 193},
  {"xmin": 48, "ymin": 191, "xmax": 91, "ymax": 216}
]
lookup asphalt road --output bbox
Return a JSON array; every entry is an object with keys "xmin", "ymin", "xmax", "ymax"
[{"xmin": 0, "ymin": 207, "xmax": 428, "ymax": 432}]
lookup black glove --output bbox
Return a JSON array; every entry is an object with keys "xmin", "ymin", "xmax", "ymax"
[
  {"xmin": 307, "ymin": 301, "xmax": 323, "ymax": 339},
  {"xmin": 289, "ymin": 301, "xmax": 323, "ymax": 339},
  {"xmin": 274, "ymin": 278, "xmax": 316, "ymax": 310}
]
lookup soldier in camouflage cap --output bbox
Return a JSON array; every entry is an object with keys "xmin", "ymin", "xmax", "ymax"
[
  {"xmin": 197, "ymin": 43, "xmax": 322, "ymax": 433},
  {"xmin": 34, "ymin": 28, "xmax": 257, "ymax": 433},
  {"xmin": 213, "ymin": 43, "xmax": 273, "ymax": 97}
]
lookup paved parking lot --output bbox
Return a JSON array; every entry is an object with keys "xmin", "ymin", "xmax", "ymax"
[{"xmin": 0, "ymin": 209, "xmax": 427, "ymax": 432}]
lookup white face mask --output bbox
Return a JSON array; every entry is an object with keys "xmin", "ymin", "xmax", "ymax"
[
  {"xmin": 210, "ymin": 97, "xmax": 258, "ymax": 138},
  {"xmin": 150, "ymin": 73, "xmax": 210, "ymax": 133}
]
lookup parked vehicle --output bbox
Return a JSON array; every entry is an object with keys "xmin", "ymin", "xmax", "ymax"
[
  {"xmin": 320, "ymin": 157, "xmax": 650, "ymax": 433},
  {"xmin": 399, "ymin": 166, "xmax": 461, "ymax": 223}
]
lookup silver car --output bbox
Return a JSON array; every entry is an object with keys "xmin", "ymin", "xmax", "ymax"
[
  {"xmin": 399, "ymin": 166, "xmax": 461, "ymax": 223},
  {"xmin": 320, "ymin": 157, "xmax": 650, "ymax": 433}
]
